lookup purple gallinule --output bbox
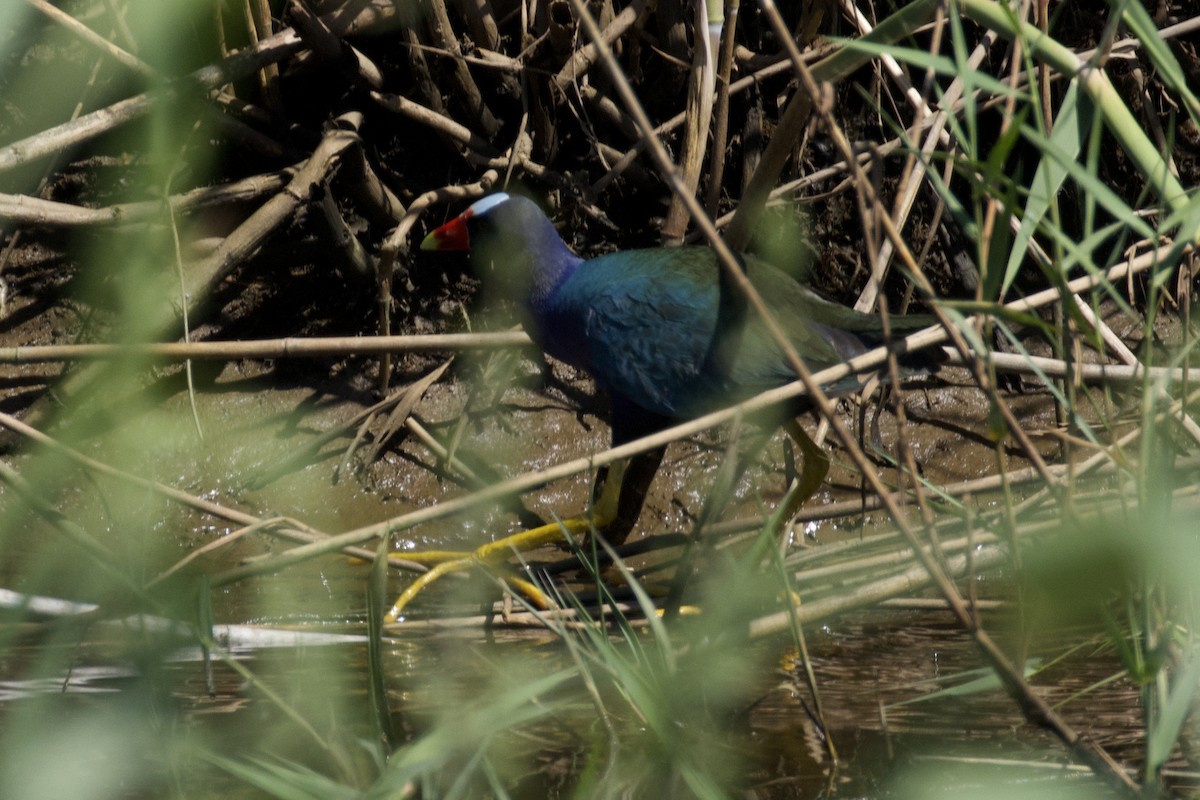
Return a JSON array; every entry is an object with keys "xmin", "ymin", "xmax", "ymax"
[{"xmin": 386, "ymin": 192, "xmax": 933, "ymax": 620}]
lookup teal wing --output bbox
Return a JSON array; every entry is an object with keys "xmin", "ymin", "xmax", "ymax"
[{"xmin": 546, "ymin": 247, "xmax": 881, "ymax": 418}]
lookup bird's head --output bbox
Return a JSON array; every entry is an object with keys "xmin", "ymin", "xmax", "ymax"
[{"xmin": 421, "ymin": 192, "xmax": 581, "ymax": 308}]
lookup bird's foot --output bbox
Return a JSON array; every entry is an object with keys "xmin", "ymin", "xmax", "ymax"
[
  {"xmin": 384, "ymin": 458, "xmax": 644, "ymax": 622},
  {"xmin": 383, "ymin": 516, "xmax": 594, "ymax": 622}
]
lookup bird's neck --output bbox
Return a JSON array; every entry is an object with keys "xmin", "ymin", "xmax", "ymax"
[{"xmin": 525, "ymin": 231, "xmax": 583, "ymax": 312}]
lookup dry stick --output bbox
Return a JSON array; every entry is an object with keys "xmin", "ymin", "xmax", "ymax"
[
  {"xmin": 788, "ymin": 455, "xmax": 1200, "ymax": 596},
  {"xmin": 378, "ymin": 173, "xmax": 502, "ymax": 269},
  {"xmin": 15, "ymin": 119, "xmax": 362, "ymax": 434},
  {"xmin": 840, "ymin": 0, "xmax": 932, "ymax": 132},
  {"xmin": 456, "ymin": 0, "xmax": 501, "ymax": 52},
  {"xmin": 182, "ymin": 119, "xmax": 361, "ymax": 310},
  {"xmin": 704, "ymin": 0, "xmax": 740, "ymax": 218},
  {"xmin": 579, "ymin": 84, "xmax": 642, "ymax": 142},
  {"xmin": 724, "ymin": 0, "xmax": 940, "ymax": 251},
  {"xmin": 782, "ymin": 453, "xmax": 1078, "ymax": 527},
  {"xmin": 11, "ymin": 329, "xmax": 1182, "ymax": 382},
  {"xmin": 318, "ymin": 186, "xmax": 375, "ymax": 279},
  {"xmin": 852, "ymin": 10, "xmax": 987, "ymax": 314},
  {"xmin": 208, "ymin": 207, "xmax": 1185, "ymax": 594},
  {"xmin": 546, "ymin": 0, "xmax": 575, "ymax": 59},
  {"xmin": 942, "ymin": 349, "xmax": 1192, "ymax": 384},
  {"xmin": 661, "ymin": 0, "xmax": 717, "ymax": 242},
  {"xmin": 1073, "ymin": 297, "xmax": 1139, "ymax": 364},
  {"xmin": 400, "ymin": 24, "xmax": 447, "ymax": 118},
  {"xmin": 28, "ymin": 0, "xmax": 279, "ymax": 149},
  {"xmin": 0, "ymin": 332, "xmax": 532, "ymax": 363},
  {"xmin": 338, "ymin": 142, "xmax": 405, "ymax": 228},
  {"xmin": 100, "ymin": 0, "xmax": 137, "ymax": 54},
  {"xmin": 0, "ymin": 1, "xmax": 413, "ymax": 176},
  {"xmin": 589, "ymin": 54, "xmax": 799, "ymax": 195},
  {"xmin": 288, "ymin": 0, "xmax": 384, "ymax": 90},
  {"xmin": 454, "ymin": 543, "xmax": 1013, "ymax": 633},
  {"xmin": 244, "ymin": 0, "xmax": 286, "ymax": 122},
  {"xmin": 319, "ymin": 185, "xmax": 374, "ymax": 278},
  {"xmin": 0, "ymin": 410, "xmax": 423, "ymax": 572},
  {"xmin": 0, "ymin": 8, "xmax": 123, "ymax": 312},
  {"xmin": 1069, "ymin": 297, "xmax": 1200, "ymax": 447},
  {"xmin": 405, "ymin": 415, "xmax": 488, "ymax": 488},
  {"xmin": 791, "ymin": 530, "xmax": 1011, "ymax": 592},
  {"xmin": 550, "ymin": 0, "xmax": 648, "ymax": 96},
  {"xmin": 148, "ymin": 516, "xmax": 303, "ymax": 589},
  {"xmin": 753, "ymin": 544, "xmax": 993, "ymax": 636},
  {"xmin": 250, "ymin": 372, "xmax": 462, "ymax": 488},
  {"xmin": 708, "ymin": 141, "xmax": 897, "ymax": 230},
  {"xmin": 420, "ymin": 0, "xmax": 500, "ymax": 136},
  {"xmin": 0, "ymin": 171, "xmax": 292, "ymax": 228},
  {"xmin": 371, "ymin": 91, "xmax": 500, "ymax": 158},
  {"xmin": 24, "ymin": 0, "xmax": 152, "ymax": 78},
  {"xmin": 0, "ymin": 27, "xmax": 304, "ymax": 174},
  {"xmin": 356, "ymin": 361, "xmax": 452, "ymax": 470},
  {"xmin": 758, "ymin": 4, "xmax": 1136, "ymax": 792},
  {"xmin": 785, "ymin": 485, "xmax": 1200, "ymax": 599}
]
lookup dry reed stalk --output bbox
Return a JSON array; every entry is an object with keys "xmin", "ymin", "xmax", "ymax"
[
  {"xmin": 660, "ymin": 0, "xmax": 716, "ymax": 242},
  {"xmin": 851, "ymin": 10, "xmax": 979, "ymax": 314},
  {"xmin": 0, "ymin": 171, "xmax": 292, "ymax": 227},
  {"xmin": 0, "ymin": 332, "xmax": 532, "ymax": 363},
  {"xmin": 288, "ymin": 0, "xmax": 384, "ymax": 89},
  {"xmin": 0, "ymin": 1, "xmax": 415, "ymax": 176},
  {"xmin": 703, "ymin": 0, "xmax": 739, "ymax": 218},
  {"xmin": 420, "ymin": 0, "xmax": 500, "ymax": 136},
  {"xmin": 243, "ymin": 0, "xmax": 285, "ymax": 122},
  {"xmin": 724, "ymin": 0, "xmax": 941, "ymax": 250},
  {"xmin": 24, "ymin": 0, "xmax": 154, "ymax": 79},
  {"xmin": 182, "ymin": 117, "xmax": 361, "ymax": 309},
  {"xmin": 0, "ymin": 30, "xmax": 303, "ymax": 175},
  {"xmin": 551, "ymin": 0, "xmax": 648, "ymax": 96},
  {"xmin": 372, "ymin": 91, "xmax": 500, "ymax": 157}
]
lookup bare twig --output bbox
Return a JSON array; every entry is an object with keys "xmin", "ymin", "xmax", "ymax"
[
  {"xmin": 0, "ymin": 171, "xmax": 292, "ymax": 228},
  {"xmin": 0, "ymin": 2, "xmax": 412, "ymax": 175},
  {"xmin": 288, "ymin": 0, "xmax": 385, "ymax": 89},
  {"xmin": 551, "ymin": 0, "xmax": 648, "ymax": 96},
  {"xmin": 181, "ymin": 120, "xmax": 360, "ymax": 310},
  {"xmin": 419, "ymin": 0, "xmax": 500, "ymax": 136}
]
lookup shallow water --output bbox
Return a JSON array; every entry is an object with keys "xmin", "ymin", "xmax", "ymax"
[{"xmin": 0, "ymin": 358, "xmax": 1190, "ymax": 797}]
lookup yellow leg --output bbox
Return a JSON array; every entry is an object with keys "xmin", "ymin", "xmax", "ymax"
[
  {"xmin": 383, "ymin": 425, "xmax": 826, "ymax": 623},
  {"xmin": 383, "ymin": 460, "xmax": 630, "ymax": 622}
]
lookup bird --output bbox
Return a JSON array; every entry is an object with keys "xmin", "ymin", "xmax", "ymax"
[{"xmin": 385, "ymin": 191, "xmax": 934, "ymax": 620}]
